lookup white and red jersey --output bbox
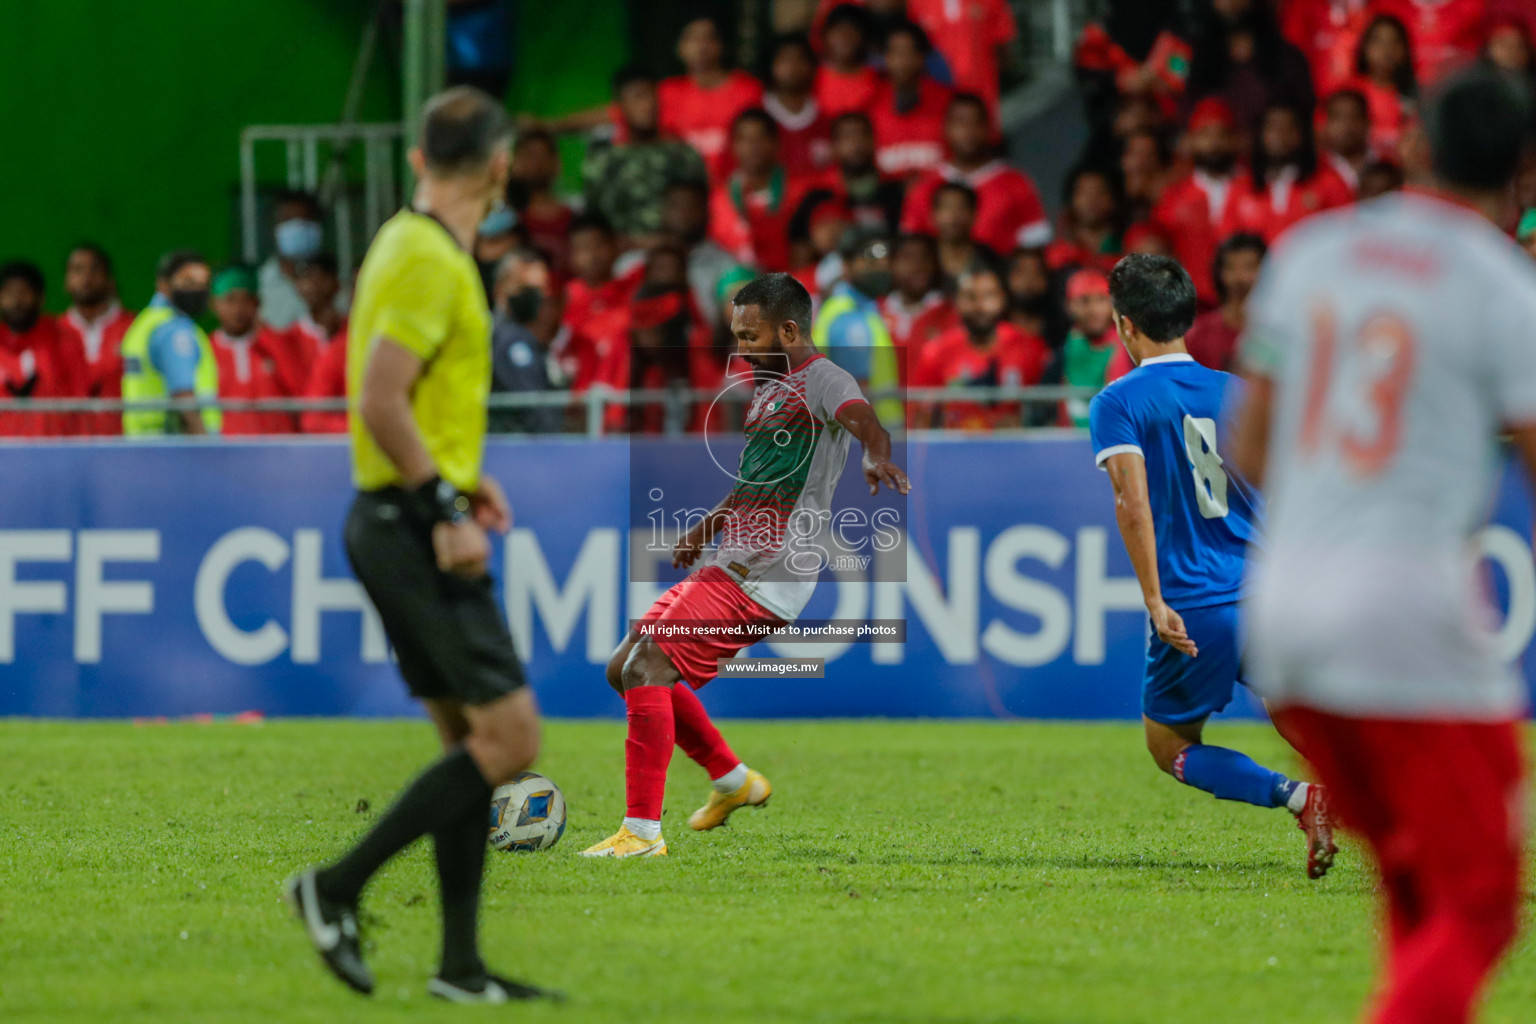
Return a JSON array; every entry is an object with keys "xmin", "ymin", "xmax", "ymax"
[
  {"xmin": 900, "ymin": 160, "xmax": 1051, "ymax": 255},
  {"xmin": 1242, "ymin": 190, "xmax": 1536, "ymax": 720},
  {"xmin": 871, "ymin": 79, "xmax": 952, "ymax": 179},
  {"xmin": 763, "ymin": 93, "xmax": 832, "ymax": 178},
  {"xmin": 62, "ymin": 302, "xmax": 135, "ymax": 435},
  {"xmin": 658, "ymin": 71, "xmax": 765, "ymax": 179},
  {"xmin": 707, "ymin": 354, "xmax": 867, "ymax": 621}
]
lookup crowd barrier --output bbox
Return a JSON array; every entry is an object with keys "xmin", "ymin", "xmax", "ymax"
[{"xmin": 2, "ymin": 436, "xmax": 1533, "ymax": 719}]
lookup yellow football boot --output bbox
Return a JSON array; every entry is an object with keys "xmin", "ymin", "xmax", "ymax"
[
  {"xmin": 579, "ymin": 826, "xmax": 668, "ymax": 858},
  {"xmin": 688, "ymin": 770, "xmax": 772, "ymax": 831}
]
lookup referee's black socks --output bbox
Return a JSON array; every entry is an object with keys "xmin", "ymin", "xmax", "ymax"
[{"xmin": 317, "ymin": 747, "xmax": 494, "ymax": 908}]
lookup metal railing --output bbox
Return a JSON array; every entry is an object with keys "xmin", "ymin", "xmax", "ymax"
[
  {"xmin": 1, "ymin": 385, "xmax": 1102, "ymax": 439},
  {"xmin": 239, "ymin": 123, "xmax": 406, "ymax": 285}
]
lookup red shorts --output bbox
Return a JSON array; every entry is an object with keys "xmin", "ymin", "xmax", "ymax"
[
  {"xmin": 637, "ymin": 565, "xmax": 785, "ymax": 689},
  {"xmin": 1272, "ymin": 705, "xmax": 1525, "ymax": 935}
]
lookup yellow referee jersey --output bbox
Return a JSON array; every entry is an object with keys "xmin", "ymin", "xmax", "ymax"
[{"xmin": 347, "ymin": 210, "xmax": 492, "ymax": 493}]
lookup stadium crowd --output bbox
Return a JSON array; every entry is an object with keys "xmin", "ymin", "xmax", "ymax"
[{"xmin": 3, "ymin": 0, "xmax": 1535, "ymax": 438}]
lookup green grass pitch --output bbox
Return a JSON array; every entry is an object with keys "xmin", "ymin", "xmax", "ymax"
[{"xmin": 3, "ymin": 718, "xmax": 1534, "ymax": 1023}]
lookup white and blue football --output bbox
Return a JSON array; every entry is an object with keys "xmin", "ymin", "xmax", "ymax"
[{"xmin": 488, "ymin": 772, "xmax": 567, "ymax": 853}]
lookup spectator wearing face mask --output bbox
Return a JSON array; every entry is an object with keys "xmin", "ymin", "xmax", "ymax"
[
  {"xmin": 871, "ymin": 19, "xmax": 952, "ymax": 179},
  {"xmin": 489, "ymin": 249, "xmax": 566, "ymax": 435},
  {"xmin": 208, "ymin": 265, "xmax": 303, "ymax": 435},
  {"xmin": 0, "ymin": 260, "xmax": 89, "ymax": 437},
  {"xmin": 901, "ymin": 93, "xmax": 1051, "ymax": 255},
  {"xmin": 60, "ymin": 244, "xmax": 135, "ymax": 436},
  {"xmin": 914, "ymin": 261, "xmax": 1049, "ymax": 430},
  {"xmin": 1221, "ymin": 100, "xmax": 1353, "ymax": 242},
  {"xmin": 120, "ymin": 249, "xmax": 220, "ymax": 436},
  {"xmin": 1184, "ymin": 232, "xmax": 1265, "ymax": 371},
  {"xmin": 814, "ymin": 226, "xmax": 900, "ymax": 422},
  {"xmin": 259, "ymin": 190, "xmax": 331, "ymax": 329}
]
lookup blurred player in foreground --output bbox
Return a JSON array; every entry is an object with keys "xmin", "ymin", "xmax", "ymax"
[
  {"xmin": 1089, "ymin": 254, "xmax": 1334, "ymax": 879},
  {"xmin": 582, "ymin": 273, "xmax": 910, "ymax": 857},
  {"xmin": 287, "ymin": 87, "xmax": 557, "ymax": 1004},
  {"xmin": 1233, "ymin": 69, "xmax": 1536, "ymax": 1024}
]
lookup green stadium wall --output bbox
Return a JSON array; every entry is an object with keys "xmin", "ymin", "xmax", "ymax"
[{"xmin": 0, "ymin": 1, "xmax": 627, "ymax": 310}]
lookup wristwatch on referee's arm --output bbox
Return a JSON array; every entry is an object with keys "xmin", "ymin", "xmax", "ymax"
[{"xmin": 410, "ymin": 474, "xmax": 472, "ymax": 526}]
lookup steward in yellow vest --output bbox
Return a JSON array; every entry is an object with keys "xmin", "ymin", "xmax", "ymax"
[{"xmin": 120, "ymin": 250, "xmax": 220, "ymax": 435}]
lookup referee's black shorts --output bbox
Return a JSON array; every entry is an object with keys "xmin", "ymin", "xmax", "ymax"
[{"xmin": 345, "ymin": 488, "xmax": 526, "ymax": 705}]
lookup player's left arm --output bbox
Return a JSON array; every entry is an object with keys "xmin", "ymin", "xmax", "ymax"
[
  {"xmin": 1103, "ymin": 452, "xmax": 1197, "ymax": 657},
  {"xmin": 836, "ymin": 400, "xmax": 912, "ymax": 495}
]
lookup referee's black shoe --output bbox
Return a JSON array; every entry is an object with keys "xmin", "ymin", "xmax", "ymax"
[
  {"xmin": 428, "ymin": 972, "xmax": 566, "ymax": 1004},
  {"xmin": 285, "ymin": 869, "xmax": 374, "ymax": 995}
]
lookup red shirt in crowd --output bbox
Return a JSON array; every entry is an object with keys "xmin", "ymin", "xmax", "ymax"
[
  {"xmin": 914, "ymin": 321, "xmax": 1050, "ymax": 430},
  {"xmin": 658, "ymin": 71, "xmax": 765, "ymax": 179},
  {"xmin": 563, "ymin": 266, "xmax": 644, "ymax": 412},
  {"xmin": 907, "ymin": 0, "xmax": 1018, "ymax": 119},
  {"xmin": 1374, "ymin": 0, "xmax": 1486, "ymax": 85},
  {"xmin": 814, "ymin": 65, "xmax": 882, "ymax": 120},
  {"xmin": 871, "ymin": 79, "xmax": 953, "ymax": 179},
  {"xmin": 1219, "ymin": 164, "xmax": 1355, "ymax": 243},
  {"xmin": 61, "ymin": 302, "xmax": 135, "ymax": 435},
  {"xmin": 709, "ymin": 170, "xmax": 812, "ymax": 273},
  {"xmin": 881, "ymin": 290, "xmax": 959, "ymax": 385},
  {"xmin": 1350, "ymin": 76, "xmax": 1413, "ymax": 160},
  {"xmin": 763, "ymin": 95, "xmax": 833, "ymax": 178},
  {"xmin": 301, "ymin": 334, "xmax": 348, "ymax": 434},
  {"xmin": 520, "ymin": 202, "xmax": 575, "ymax": 274},
  {"xmin": 0, "ymin": 315, "xmax": 88, "ymax": 437},
  {"xmin": 1150, "ymin": 169, "xmax": 1243, "ymax": 307},
  {"xmin": 1183, "ymin": 310, "xmax": 1243, "ymax": 372},
  {"xmin": 1281, "ymin": 0, "xmax": 1373, "ymax": 93},
  {"xmin": 210, "ymin": 327, "xmax": 311, "ymax": 435},
  {"xmin": 280, "ymin": 320, "xmax": 329, "ymax": 395},
  {"xmin": 901, "ymin": 160, "xmax": 1051, "ymax": 256},
  {"xmin": 1043, "ymin": 235, "xmax": 1122, "ymax": 275}
]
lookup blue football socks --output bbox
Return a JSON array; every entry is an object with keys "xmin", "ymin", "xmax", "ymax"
[{"xmin": 1173, "ymin": 744, "xmax": 1294, "ymax": 809}]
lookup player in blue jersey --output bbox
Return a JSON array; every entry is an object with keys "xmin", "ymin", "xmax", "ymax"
[{"xmin": 1089, "ymin": 253, "xmax": 1335, "ymax": 880}]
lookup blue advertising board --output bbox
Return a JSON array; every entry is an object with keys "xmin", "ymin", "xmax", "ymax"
[{"xmin": 1, "ymin": 437, "xmax": 1531, "ymax": 718}]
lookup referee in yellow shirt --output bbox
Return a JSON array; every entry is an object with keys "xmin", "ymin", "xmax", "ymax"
[{"xmin": 286, "ymin": 87, "xmax": 555, "ymax": 1006}]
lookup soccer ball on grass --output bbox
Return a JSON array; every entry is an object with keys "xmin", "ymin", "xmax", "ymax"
[{"xmin": 488, "ymin": 771, "xmax": 567, "ymax": 852}]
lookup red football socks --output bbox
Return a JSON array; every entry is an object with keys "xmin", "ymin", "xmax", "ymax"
[
  {"xmin": 671, "ymin": 684, "xmax": 740, "ymax": 780},
  {"xmin": 624, "ymin": 685, "xmax": 675, "ymax": 821}
]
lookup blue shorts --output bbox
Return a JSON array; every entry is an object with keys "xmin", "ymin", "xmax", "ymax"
[{"xmin": 1143, "ymin": 601, "xmax": 1246, "ymax": 725}]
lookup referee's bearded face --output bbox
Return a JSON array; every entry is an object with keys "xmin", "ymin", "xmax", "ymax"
[{"xmin": 731, "ymin": 303, "xmax": 789, "ymax": 369}]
